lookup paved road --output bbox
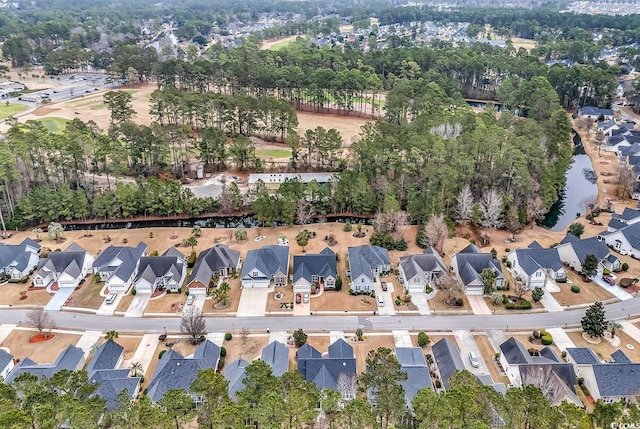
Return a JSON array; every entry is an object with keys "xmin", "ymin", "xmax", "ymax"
[{"xmin": 2, "ymin": 298, "xmax": 639, "ymax": 333}]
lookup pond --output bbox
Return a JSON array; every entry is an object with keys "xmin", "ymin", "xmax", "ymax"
[{"xmin": 542, "ymin": 130, "xmax": 599, "ymax": 231}]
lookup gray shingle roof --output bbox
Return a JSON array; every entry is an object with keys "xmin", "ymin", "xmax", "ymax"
[
  {"xmin": 499, "ymin": 337, "xmax": 531, "ymax": 365},
  {"xmin": 566, "ymin": 348, "xmax": 600, "ymax": 365},
  {"xmin": 146, "ymin": 340, "xmax": 220, "ymax": 402},
  {"xmin": 225, "ymin": 358, "xmax": 249, "ymax": 400},
  {"xmin": 297, "ymin": 339, "xmax": 356, "ymax": 390},
  {"xmin": 5, "ymin": 345, "xmax": 84, "ymax": 383},
  {"xmin": 513, "ymin": 247, "xmax": 563, "ymax": 276},
  {"xmin": 0, "ymin": 348, "xmax": 13, "ymax": 371},
  {"xmin": 328, "ymin": 338, "xmax": 353, "ymax": 359},
  {"xmin": 620, "ymin": 222, "xmax": 640, "ymax": 251},
  {"xmin": 261, "ymin": 341, "xmax": 289, "ymax": 377},
  {"xmin": 399, "ymin": 248, "xmax": 446, "ymax": 282},
  {"xmin": 0, "ymin": 238, "xmax": 40, "ymax": 272},
  {"xmin": 241, "ymin": 245, "xmax": 289, "ymax": 280},
  {"xmin": 568, "ymin": 236, "xmax": 610, "ymax": 264},
  {"xmin": 93, "ymin": 242, "xmax": 147, "ymax": 282},
  {"xmin": 293, "ymin": 248, "xmax": 337, "ymax": 284},
  {"xmin": 432, "ymin": 338, "xmax": 465, "ymax": 390},
  {"xmin": 91, "ymin": 376, "xmax": 140, "ymax": 409},
  {"xmin": 396, "ymin": 347, "xmax": 433, "ymax": 408},
  {"xmin": 37, "ymin": 246, "xmax": 89, "ymax": 280},
  {"xmin": 347, "ymin": 245, "xmax": 390, "ymax": 281},
  {"xmin": 135, "ymin": 256, "xmax": 184, "ymax": 285},
  {"xmin": 619, "ymin": 207, "xmax": 640, "ymax": 221},
  {"xmin": 188, "ymin": 244, "xmax": 240, "ymax": 286},
  {"xmin": 519, "ymin": 364, "xmax": 580, "ymax": 406},
  {"xmin": 610, "ymin": 350, "xmax": 632, "ymax": 363},
  {"xmin": 453, "ymin": 251, "xmax": 503, "ymax": 287},
  {"xmin": 592, "ymin": 363, "xmax": 640, "ymax": 398},
  {"xmin": 86, "ymin": 340, "xmax": 123, "ymax": 373}
]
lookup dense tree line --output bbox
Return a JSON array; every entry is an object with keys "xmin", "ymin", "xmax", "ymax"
[{"xmin": 0, "ymin": 355, "xmax": 636, "ymax": 429}]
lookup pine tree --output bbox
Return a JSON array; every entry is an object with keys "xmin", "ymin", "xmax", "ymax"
[{"xmin": 581, "ymin": 302, "xmax": 607, "ymax": 338}]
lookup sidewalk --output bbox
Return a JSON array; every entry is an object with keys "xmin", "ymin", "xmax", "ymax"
[
  {"xmin": 0, "ymin": 324, "xmax": 16, "ymax": 344},
  {"xmin": 620, "ymin": 321, "xmax": 640, "ymax": 343},
  {"xmin": 546, "ymin": 328, "xmax": 576, "ymax": 351}
]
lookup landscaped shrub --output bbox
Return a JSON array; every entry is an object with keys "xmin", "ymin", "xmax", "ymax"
[
  {"xmin": 343, "ymin": 222, "xmax": 352, "ymax": 232},
  {"xmin": 622, "ymin": 263, "xmax": 629, "ymax": 271},
  {"xmin": 149, "ymin": 231, "xmax": 154, "ymax": 238},
  {"xmin": 131, "ymin": 288, "xmax": 137, "ymax": 296},
  {"xmin": 505, "ymin": 302, "xmax": 516, "ymax": 310},
  {"xmin": 518, "ymin": 300, "xmax": 532, "ymax": 310},
  {"xmin": 571, "ymin": 285, "xmax": 581, "ymax": 293},
  {"xmin": 561, "ymin": 351, "xmax": 567, "ymax": 359},
  {"xmin": 335, "ymin": 277, "xmax": 342, "ymax": 291},
  {"xmin": 122, "ymin": 238, "xmax": 128, "ymax": 243},
  {"xmin": 158, "ymin": 350, "xmax": 166, "ymax": 359},
  {"xmin": 529, "ymin": 335, "xmax": 535, "ymax": 341},
  {"xmin": 150, "ymin": 250, "xmax": 159, "ymax": 256},
  {"xmin": 293, "ymin": 328, "xmax": 307, "ymax": 347},
  {"xmin": 224, "ymin": 333, "xmax": 232, "ymax": 341},
  {"xmin": 187, "ymin": 251, "xmax": 197, "ymax": 268},
  {"xmin": 533, "ymin": 331, "xmax": 540, "ymax": 339},
  {"xmin": 220, "ymin": 347, "xmax": 227, "ymax": 357},
  {"xmin": 603, "ymin": 269, "xmax": 611, "ymax": 275},
  {"xmin": 505, "ymin": 261, "xmax": 512, "ymax": 268},
  {"xmin": 505, "ymin": 248, "xmax": 511, "ymax": 253},
  {"xmin": 417, "ymin": 332, "xmax": 430, "ymax": 347},
  {"xmin": 556, "ymin": 277, "xmax": 568, "ymax": 283},
  {"xmin": 394, "ymin": 298, "xmax": 401, "ymax": 306},
  {"xmin": 541, "ymin": 334, "xmax": 553, "ymax": 346},
  {"xmin": 20, "ymin": 276, "xmax": 29, "ymax": 283},
  {"xmin": 425, "ymin": 285, "xmax": 433, "ymax": 294}
]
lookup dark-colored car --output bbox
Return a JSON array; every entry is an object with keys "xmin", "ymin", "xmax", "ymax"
[
  {"xmin": 295, "ymin": 293, "xmax": 302, "ymax": 304},
  {"xmin": 381, "ymin": 282, "xmax": 388, "ymax": 291},
  {"xmin": 603, "ymin": 276, "xmax": 615, "ymax": 286}
]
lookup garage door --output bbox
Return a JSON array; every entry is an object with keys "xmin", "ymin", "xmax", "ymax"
[
  {"xmin": 189, "ymin": 287, "xmax": 206, "ymax": 295},
  {"xmin": 466, "ymin": 286, "xmax": 483, "ymax": 296}
]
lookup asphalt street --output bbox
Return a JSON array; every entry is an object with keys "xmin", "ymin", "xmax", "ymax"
[{"xmin": 1, "ymin": 298, "xmax": 638, "ymax": 334}]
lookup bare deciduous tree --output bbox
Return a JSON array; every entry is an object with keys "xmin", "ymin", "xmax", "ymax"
[
  {"xmin": 579, "ymin": 194, "xmax": 598, "ymax": 217},
  {"xmin": 617, "ymin": 166, "xmax": 635, "ymax": 199},
  {"xmin": 454, "ymin": 184, "xmax": 474, "ymax": 225},
  {"xmin": 526, "ymin": 197, "xmax": 546, "ymax": 229},
  {"xmin": 480, "ymin": 189, "xmax": 504, "ymax": 242},
  {"xmin": 514, "ymin": 278, "xmax": 528, "ymax": 299},
  {"xmin": 336, "ymin": 372, "xmax": 358, "ymax": 401},
  {"xmin": 520, "ymin": 366, "xmax": 572, "ymax": 406},
  {"xmin": 26, "ymin": 309, "xmax": 55, "ymax": 336},
  {"xmin": 180, "ymin": 307, "xmax": 207, "ymax": 345},
  {"xmin": 437, "ymin": 274, "xmax": 463, "ymax": 306},
  {"xmin": 295, "ymin": 199, "xmax": 315, "ymax": 226},
  {"xmin": 372, "ymin": 210, "xmax": 409, "ymax": 241},
  {"xmin": 421, "ymin": 214, "xmax": 448, "ymax": 254}
]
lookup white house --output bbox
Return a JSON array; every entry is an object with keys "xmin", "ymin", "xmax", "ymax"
[
  {"xmin": 578, "ymin": 106, "xmax": 613, "ymax": 120},
  {"xmin": 507, "ymin": 242, "xmax": 566, "ymax": 289},
  {"xmin": 33, "ymin": 243, "xmax": 94, "ymax": 289},
  {"xmin": 0, "ymin": 238, "xmax": 41, "ymax": 280},
  {"xmin": 599, "ymin": 221, "xmax": 640, "ymax": 257},
  {"xmin": 92, "ymin": 242, "xmax": 147, "ymax": 292},
  {"xmin": 292, "ymin": 247, "xmax": 337, "ymax": 294},
  {"xmin": 134, "ymin": 248, "xmax": 186, "ymax": 293},
  {"xmin": 450, "ymin": 243, "xmax": 505, "ymax": 295},
  {"xmin": 241, "ymin": 245, "xmax": 289, "ymax": 288},
  {"xmin": 557, "ymin": 233, "xmax": 620, "ymax": 275},
  {"xmin": 346, "ymin": 245, "xmax": 390, "ymax": 293},
  {"xmin": 0, "ymin": 349, "xmax": 14, "ymax": 379},
  {"xmin": 398, "ymin": 247, "xmax": 446, "ymax": 293}
]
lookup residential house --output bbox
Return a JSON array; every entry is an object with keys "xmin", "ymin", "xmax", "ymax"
[
  {"xmin": 225, "ymin": 358, "xmax": 249, "ymax": 400},
  {"xmin": 565, "ymin": 347, "xmax": 601, "ymax": 377},
  {"xmin": 578, "ymin": 106, "xmax": 614, "ymax": 120},
  {"xmin": 451, "ymin": 244, "xmax": 505, "ymax": 295},
  {"xmin": 507, "ymin": 242, "xmax": 566, "ymax": 289},
  {"xmin": 5, "ymin": 344, "xmax": 85, "ymax": 383},
  {"xmin": 557, "ymin": 233, "xmax": 620, "ymax": 275},
  {"xmin": 0, "ymin": 348, "xmax": 14, "ymax": 379},
  {"xmin": 499, "ymin": 338, "xmax": 581, "ymax": 406},
  {"xmin": 597, "ymin": 119, "xmax": 619, "ymax": 136},
  {"xmin": 86, "ymin": 340, "xmax": 140, "ymax": 409},
  {"xmin": 398, "ymin": 247, "xmax": 446, "ymax": 294},
  {"xmin": 146, "ymin": 340, "xmax": 220, "ymax": 403},
  {"xmin": 292, "ymin": 247, "xmax": 337, "ymax": 293},
  {"xmin": 395, "ymin": 347, "xmax": 433, "ymax": 410},
  {"xmin": 261, "ymin": 340, "xmax": 289, "ymax": 377},
  {"xmin": 248, "ymin": 172, "xmax": 336, "ymax": 191},
  {"xmin": 432, "ymin": 338, "xmax": 466, "ymax": 390},
  {"xmin": 187, "ymin": 244, "xmax": 241, "ymax": 295},
  {"xmin": 610, "ymin": 349, "xmax": 633, "ymax": 363},
  {"xmin": 297, "ymin": 338, "xmax": 357, "ymax": 398},
  {"xmin": 606, "ymin": 207, "xmax": 640, "ymax": 232},
  {"xmin": 347, "ymin": 245, "xmax": 391, "ymax": 293},
  {"xmin": 92, "ymin": 242, "xmax": 147, "ymax": 292},
  {"xmin": 33, "ymin": 244, "xmax": 94, "ymax": 289},
  {"xmin": 0, "ymin": 238, "xmax": 40, "ymax": 280},
  {"xmin": 134, "ymin": 248, "xmax": 187, "ymax": 293},
  {"xmin": 241, "ymin": 245, "xmax": 289, "ymax": 288},
  {"xmin": 599, "ymin": 221, "xmax": 640, "ymax": 257},
  {"xmin": 577, "ymin": 354, "xmax": 640, "ymax": 403}
]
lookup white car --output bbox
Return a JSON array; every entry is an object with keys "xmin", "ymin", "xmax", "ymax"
[
  {"xmin": 469, "ymin": 351, "xmax": 480, "ymax": 368},
  {"xmin": 254, "ymin": 236, "xmax": 267, "ymax": 242},
  {"xmin": 186, "ymin": 295, "xmax": 195, "ymax": 305},
  {"xmin": 105, "ymin": 292, "xmax": 117, "ymax": 305}
]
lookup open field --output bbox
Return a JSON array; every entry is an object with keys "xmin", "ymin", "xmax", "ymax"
[
  {"xmin": 2, "ymin": 329, "xmax": 80, "ymax": 362},
  {"xmin": 0, "ymin": 103, "xmax": 28, "ymax": 119},
  {"xmin": 255, "ymin": 148, "xmax": 291, "ymax": 159},
  {"xmin": 35, "ymin": 116, "xmax": 68, "ymax": 133},
  {"xmin": 0, "ymin": 283, "xmax": 51, "ymax": 306},
  {"xmin": 262, "ymin": 35, "xmax": 300, "ymax": 51}
]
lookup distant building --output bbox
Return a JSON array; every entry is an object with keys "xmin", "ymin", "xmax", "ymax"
[{"xmin": 248, "ymin": 173, "xmax": 337, "ymax": 191}]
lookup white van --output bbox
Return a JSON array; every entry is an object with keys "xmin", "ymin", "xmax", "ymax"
[
  {"xmin": 186, "ymin": 294, "xmax": 195, "ymax": 305},
  {"xmin": 105, "ymin": 292, "xmax": 117, "ymax": 305},
  {"xmin": 377, "ymin": 295, "xmax": 384, "ymax": 306}
]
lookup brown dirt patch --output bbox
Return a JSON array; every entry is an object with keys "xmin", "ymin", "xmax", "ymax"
[
  {"xmin": 205, "ymin": 277, "xmax": 241, "ymax": 314},
  {"xmin": 567, "ymin": 330, "xmax": 640, "ymax": 361},
  {"xmin": 0, "ymin": 282, "xmax": 51, "ymax": 306},
  {"xmin": 2, "ymin": 330, "xmax": 80, "ymax": 362},
  {"xmin": 29, "ymin": 333, "xmax": 55, "ymax": 343},
  {"xmin": 428, "ymin": 295, "xmax": 472, "ymax": 312},
  {"xmin": 116, "ymin": 293, "xmax": 135, "ymax": 313},
  {"xmin": 295, "ymin": 111, "xmax": 372, "ymax": 146},
  {"xmin": 144, "ymin": 293, "xmax": 185, "ymax": 313},
  {"xmin": 68, "ymin": 274, "xmax": 105, "ymax": 309},
  {"xmin": 32, "ymin": 106, "xmax": 59, "ymax": 116},
  {"xmin": 475, "ymin": 334, "xmax": 509, "ymax": 385},
  {"xmin": 223, "ymin": 335, "xmax": 270, "ymax": 363},
  {"xmin": 311, "ymin": 288, "xmax": 377, "ymax": 312},
  {"xmin": 267, "ymin": 286, "xmax": 294, "ymax": 313},
  {"xmin": 351, "ymin": 335, "xmax": 395, "ymax": 373},
  {"xmin": 551, "ymin": 271, "xmax": 616, "ymax": 307}
]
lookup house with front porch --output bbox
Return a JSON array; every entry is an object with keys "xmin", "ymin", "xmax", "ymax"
[
  {"xmin": 33, "ymin": 243, "xmax": 94, "ymax": 289},
  {"xmin": 557, "ymin": 233, "xmax": 620, "ymax": 275},
  {"xmin": 451, "ymin": 243, "xmax": 505, "ymax": 295},
  {"xmin": 398, "ymin": 247, "xmax": 446, "ymax": 293},
  {"xmin": 292, "ymin": 247, "xmax": 337, "ymax": 293},
  {"xmin": 187, "ymin": 244, "xmax": 241, "ymax": 295},
  {"xmin": 0, "ymin": 238, "xmax": 40, "ymax": 280},
  {"xmin": 92, "ymin": 242, "xmax": 147, "ymax": 292},
  {"xmin": 134, "ymin": 248, "xmax": 186, "ymax": 293},
  {"xmin": 507, "ymin": 242, "xmax": 566, "ymax": 289},
  {"xmin": 241, "ymin": 245, "xmax": 289, "ymax": 288},
  {"xmin": 599, "ymin": 221, "xmax": 640, "ymax": 258},
  {"xmin": 346, "ymin": 245, "xmax": 390, "ymax": 293}
]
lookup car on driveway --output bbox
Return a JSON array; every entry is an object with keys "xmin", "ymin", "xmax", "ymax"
[
  {"xmin": 303, "ymin": 293, "xmax": 309, "ymax": 303},
  {"xmin": 603, "ymin": 275, "xmax": 615, "ymax": 286},
  {"xmin": 296, "ymin": 293, "xmax": 302, "ymax": 304},
  {"xmin": 186, "ymin": 294, "xmax": 195, "ymax": 305},
  {"xmin": 469, "ymin": 351, "xmax": 480, "ymax": 368}
]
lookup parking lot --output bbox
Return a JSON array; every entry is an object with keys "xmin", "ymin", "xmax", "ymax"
[{"xmin": 13, "ymin": 72, "xmax": 119, "ymax": 106}]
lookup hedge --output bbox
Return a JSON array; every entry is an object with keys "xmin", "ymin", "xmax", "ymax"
[
  {"xmin": 571, "ymin": 285, "xmax": 581, "ymax": 293},
  {"xmin": 518, "ymin": 300, "xmax": 532, "ymax": 310}
]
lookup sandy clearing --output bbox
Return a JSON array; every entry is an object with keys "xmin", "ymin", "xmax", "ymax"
[{"xmin": 261, "ymin": 35, "xmax": 300, "ymax": 50}]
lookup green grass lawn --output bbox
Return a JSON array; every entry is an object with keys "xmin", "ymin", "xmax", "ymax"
[
  {"xmin": 255, "ymin": 148, "xmax": 291, "ymax": 159},
  {"xmin": 268, "ymin": 39, "xmax": 296, "ymax": 51},
  {"xmin": 37, "ymin": 117, "xmax": 69, "ymax": 133},
  {"xmin": 0, "ymin": 103, "xmax": 28, "ymax": 120}
]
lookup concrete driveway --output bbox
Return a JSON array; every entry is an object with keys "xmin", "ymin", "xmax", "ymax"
[
  {"xmin": 120, "ymin": 333, "xmax": 161, "ymax": 376},
  {"xmin": 96, "ymin": 293, "xmax": 123, "ymax": 316},
  {"xmin": 467, "ymin": 295, "xmax": 491, "ymax": 315},
  {"xmin": 124, "ymin": 294, "xmax": 151, "ymax": 318},
  {"xmin": 373, "ymin": 282, "xmax": 395, "ymax": 315},
  {"xmin": 237, "ymin": 288, "xmax": 269, "ymax": 317},
  {"xmin": 44, "ymin": 289, "xmax": 74, "ymax": 311},
  {"xmin": 454, "ymin": 330, "xmax": 490, "ymax": 375}
]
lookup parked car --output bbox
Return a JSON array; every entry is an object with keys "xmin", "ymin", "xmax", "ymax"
[
  {"xmin": 603, "ymin": 275, "xmax": 615, "ymax": 286},
  {"xmin": 186, "ymin": 294, "xmax": 195, "ymax": 305},
  {"xmin": 105, "ymin": 292, "xmax": 117, "ymax": 305},
  {"xmin": 469, "ymin": 351, "xmax": 480, "ymax": 368},
  {"xmin": 296, "ymin": 293, "xmax": 302, "ymax": 304},
  {"xmin": 303, "ymin": 293, "xmax": 309, "ymax": 303},
  {"xmin": 381, "ymin": 282, "xmax": 388, "ymax": 291}
]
